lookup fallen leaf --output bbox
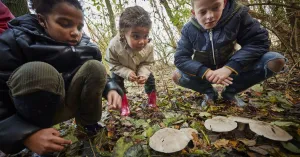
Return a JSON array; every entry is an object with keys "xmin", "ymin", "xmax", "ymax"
[
  {"xmin": 214, "ymin": 139, "xmax": 229, "ymax": 149},
  {"xmin": 199, "ymin": 112, "xmax": 211, "ymax": 117},
  {"xmin": 249, "ymin": 146, "xmax": 268, "ymax": 155},
  {"xmin": 271, "ymin": 121, "xmax": 299, "ymax": 127},
  {"xmin": 281, "ymin": 142, "xmax": 300, "ymax": 154},
  {"xmin": 124, "ymin": 144, "xmax": 150, "ymax": 157},
  {"xmin": 238, "ymin": 139, "xmax": 256, "ymax": 146},
  {"xmin": 229, "ymin": 140, "xmax": 239, "ymax": 148},
  {"xmin": 251, "ymin": 84, "xmax": 263, "ymax": 93}
]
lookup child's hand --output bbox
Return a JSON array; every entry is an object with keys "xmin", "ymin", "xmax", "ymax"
[
  {"xmin": 107, "ymin": 90, "xmax": 122, "ymax": 110},
  {"xmin": 23, "ymin": 128, "xmax": 72, "ymax": 155},
  {"xmin": 129, "ymin": 72, "xmax": 138, "ymax": 82},
  {"xmin": 137, "ymin": 76, "xmax": 146, "ymax": 84},
  {"xmin": 205, "ymin": 68, "xmax": 233, "ymax": 86}
]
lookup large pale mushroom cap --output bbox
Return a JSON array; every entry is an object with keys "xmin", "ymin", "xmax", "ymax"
[
  {"xmin": 180, "ymin": 128, "xmax": 198, "ymax": 140},
  {"xmin": 205, "ymin": 116, "xmax": 237, "ymax": 132},
  {"xmin": 249, "ymin": 121, "xmax": 293, "ymax": 141},
  {"xmin": 228, "ymin": 116, "xmax": 257, "ymax": 124},
  {"xmin": 149, "ymin": 128, "xmax": 191, "ymax": 153}
]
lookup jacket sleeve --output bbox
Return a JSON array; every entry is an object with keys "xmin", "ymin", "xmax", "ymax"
[
  {"xmin": 225, "ymin": 7, "xmax": 270, "ymax": 74},
  {"xmin": 174, "ymin": 25, "xmax": 209, "ymax": 78},
  {"xmin": 106, "ymin": 46, "xmax": 134, "ymax": 80},
  {"xmin": 0, "ymin": 30, "xmax": 41, "ymax": 154},
  {"xmin": 137, "ymin": 45, "xmax": 154, "ymax": 79}
]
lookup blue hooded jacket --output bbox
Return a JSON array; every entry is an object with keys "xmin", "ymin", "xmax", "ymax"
[{"xmin": 174, "ymin": 0, "xmax": 270, "ymax": 78}]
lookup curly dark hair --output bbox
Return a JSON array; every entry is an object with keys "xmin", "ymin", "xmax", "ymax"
[
  {"xmin": 30, "ymin": 0, "xmax": 83, "ymax": 15},
  {"xmin": 119, "ymin": 6, "xmax": 152, "ymax": 37}
]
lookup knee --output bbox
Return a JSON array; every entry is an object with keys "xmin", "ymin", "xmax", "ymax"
[
  {"xmin": 172, "ymin": 71, "xmax": 181, "ymax": 85},
  {"xmin": 83, "ymin": 60, "xmax": 107, "ymax": 77},
  {"xmin": 8, "ymin": 62, "xmax": 64, "ymax": 97},
  {"xmin": 267, "ymin": 58, "xmax": 285, "ymax": 73}
]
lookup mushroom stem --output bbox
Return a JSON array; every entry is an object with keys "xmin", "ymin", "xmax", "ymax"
[{"xmin": 237, "ymin": 123, "xmax": 246, "ymax": 131}]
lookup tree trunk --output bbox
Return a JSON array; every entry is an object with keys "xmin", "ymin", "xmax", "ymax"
[
  {"xmin": 104, "ymin": 0, "xmax": 117, "ymax": 37},
  {"xmin": 2, "ymin": 0, "xmax": 29, "ymax": 17}
]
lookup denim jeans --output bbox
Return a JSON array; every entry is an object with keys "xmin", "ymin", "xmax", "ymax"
[
  {"xmin": 175, "ymin": 52, "xmax": 286, "ymax": 94},
  {"xmin": 7, "ymin": 60, "xmax": 107, "ymax": 128},
  {"xmin": 112, "ymin": 73, "xmax": 156, "ymax": 94}
]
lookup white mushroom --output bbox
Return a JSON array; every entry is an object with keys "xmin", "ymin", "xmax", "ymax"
[
  {"xmin": 149, "ymin": 128, "xmax": 191, "ymax": 153},
  {"xmin": 205, "ymin": 116, "xmax": 237, "ymax": 132},
  {"xmin": 249, "ymin": 121, "xmax": 293, "ymax": 141},
  {"xmin": 228, "ymin": 116, "xmax": 257, "ymax": 131},
  {"xmin": 180, "ymin": 128, "xmax": 198, "ymax": 140}
]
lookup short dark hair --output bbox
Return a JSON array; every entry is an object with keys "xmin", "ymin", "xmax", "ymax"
[
  {"xmin": 119, "ymin": 6, "xmax": 152, "ymax": 36},
  {"xmin": 30, "ymin": 0, "xmax": 83, "ymax": 15}
]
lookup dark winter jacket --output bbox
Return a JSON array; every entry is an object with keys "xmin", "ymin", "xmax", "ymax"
[
  {"xmin": 0, "ymin": 14, "xmax": 122, "ymax": 154},
  {"xmin": 174, "ymin": 0, "xmax": 270, "ymax": 78}
]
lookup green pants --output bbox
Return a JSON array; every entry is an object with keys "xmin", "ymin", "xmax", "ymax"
[{"xmin": 7, "ymin": 60, "xmax": 107, "ymax": 126}]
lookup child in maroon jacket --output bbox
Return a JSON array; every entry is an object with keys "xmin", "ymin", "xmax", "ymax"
[{"xmin": 0, "ymin": 1, "xmax": 14, "ymax": 34}]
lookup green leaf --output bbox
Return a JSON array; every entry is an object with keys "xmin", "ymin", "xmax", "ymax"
[
  {"xmin": 281, "ymin": 142, "xmax": 300, "ymax": 153},
  {"xmin": 124, "ymin": 144, "xmax": 150, "ymax": 157},
  {"xmin": 271, "ymin": 121, "xmax": 299, "ymax": 127},
  {"xmin": 112, "ymin": 137, "xmax": 134, "ymax": 157},
  {"xmin": 251, "ymin": 84, "xmax": 263, "ymax": 93},
  {"xmin": 199, "ymin": 112, "xmax": 211, "ymax": 117}
]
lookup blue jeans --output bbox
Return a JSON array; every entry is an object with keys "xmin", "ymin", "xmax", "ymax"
[{"xmin": 176, "ymin": 52, "xmax": 286, "ymax": 94}]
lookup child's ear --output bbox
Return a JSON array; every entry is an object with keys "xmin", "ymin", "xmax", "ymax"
[
  {"xmin": 191, "ymin": 9, "xmax": 195, "ymax": 16},
  {"xmin": 37, "ymin": 14, "xmax": 46, "ymax": 28},
  {"xmin": 148, "ymin": 38, "xmax": 152, "ymax": 43}
]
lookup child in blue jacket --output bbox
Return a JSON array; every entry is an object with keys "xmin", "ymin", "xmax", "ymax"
[{"xmin": 173, "ymin": 0, "xmax": 286, "ymax": 107}]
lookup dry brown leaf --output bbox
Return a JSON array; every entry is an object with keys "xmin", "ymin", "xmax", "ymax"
[
  {"xmin": 229, "ymin": 140, "xmax": 239, "ymax": 148},
  {"xmin": 249, "ymin": 146, "xmax": 268, "ymax": 155},
  {"xmin": 213, "ymin": 139, "xmax": 229, "ymax": 149},
  {"xmin": 238, "ymin": 139, "xmax": 256, "ymax": 146}
]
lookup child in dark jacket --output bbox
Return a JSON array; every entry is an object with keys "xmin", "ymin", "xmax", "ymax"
[
  {"xmin": 106, "ymin": 6, "xmax": 157, "ymax": 116},
  {"xmin": 0, "ymin": 0, "xmax": 122, "ymax": 155},
  {"xmin": 173, "ymin": 0, "xmax": 286, "ymax": 107}
]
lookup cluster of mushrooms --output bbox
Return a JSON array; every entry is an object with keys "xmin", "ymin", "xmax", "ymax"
[
  {"xmin": 149, "ymin": 116, "xmax": 292, "ymax": 153},
  {"xmin": 204, "ymin": 116, "xmax": 292, "ymax": 141}
]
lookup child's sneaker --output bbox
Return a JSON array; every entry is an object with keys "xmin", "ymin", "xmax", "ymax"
[
  {"xmin": 221, "ymin": 92, "xmax": 246, "ymax": 107},
  {"xmin": 200, "ymin": 89, "xmax": 218, "ymax": 108},
  {"xmin": 83, "ymin": 123, "xmax": 105, "ymax": 136}
]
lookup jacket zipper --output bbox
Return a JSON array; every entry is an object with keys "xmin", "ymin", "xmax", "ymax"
[{"xmin": 209, "ymin": 29, "xmax": 217, "ymax": 65}]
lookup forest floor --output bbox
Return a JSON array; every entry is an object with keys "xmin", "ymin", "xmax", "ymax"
[{"xmin": 4, "ymin": 63, "xmax": 300, "ymax": 157}]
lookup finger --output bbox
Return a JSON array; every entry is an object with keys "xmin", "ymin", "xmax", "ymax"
[
  {"xmin": 221, "ymin": 81, "xmax": 229, "ymax": 86},
  {"xmin": 212, "ymin": 76, "xmax": 219, "ymax": 83},
  {"xmin": 107, "ymin": 93, "xmax": 112, "ymax": 106},
  {"xmin": 227, "ymin": 77, "xmax": 233, "ymax": 81},
  {"xmin": 50, "ymin": 128, "xmax": 60, "ymax": 136},
  {"xmin": 47, "ymin": 143, "xmax": 65, "ymax": 152},
  {"xmin": 223, "ymin": 79, "xmax": 232, "ymax": 85},
  {"xmin": 111, "ymin": 95, "xmax": 117, "ymax": 109},
  {"xmin": 208, "ymin": 74, "xmax": 215, "ymax": 82},
  {"xmin": 117, "ymin": 96, "xmax": 122, "ymax": 109},
  {"xmin": 52, "ymin": 136, "xmax": 72, "ymax": 145}
]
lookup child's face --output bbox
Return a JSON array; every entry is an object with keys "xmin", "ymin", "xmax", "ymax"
[
  {"xmin": 192, "ymin": 0, "xmax": 225, "ymax": 30},
  {"xmin": 39, "ymin": 2, "xmax": 84, "ymax": 45},
  {"xmin": 124, "ymin": 26, "xmax": 150, "ymax": 51}
]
